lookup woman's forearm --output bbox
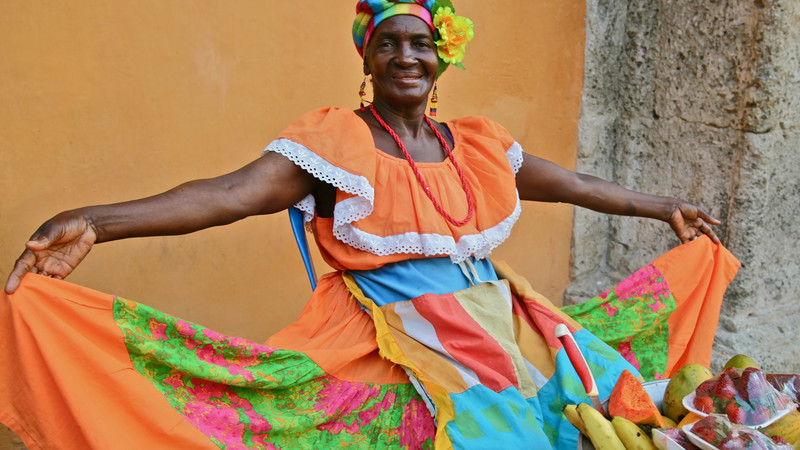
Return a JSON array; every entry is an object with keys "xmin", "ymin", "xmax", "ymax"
[
  {"xmin": 76, "ymin": 178, "xmax": 250, "ymax": 243},
  {"xmin": 517, "ymin": 153, "xmax": 679, "ymax": 222},
  {"xmin": 75, "ymin": 152, "xmax": 315, "ymax": 243},
  {"xmin": 566, "ymin": 173, "xmax": 679, "ymax": 222}
]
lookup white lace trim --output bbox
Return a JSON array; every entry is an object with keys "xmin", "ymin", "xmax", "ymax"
[
  {"xmin": 332, "ymin": 194, "xmax": 522, "ymax": 263},
  {"xmin": 266, "ymin": 138, "xmax": 522, "ymax": 261},
  {"xmin": 506, "ymin": 142, "xmax": 524, "ymax": 174},
  {"xmin": 264, "ymin": 139, "xmax": 374, "ymax": 224}
]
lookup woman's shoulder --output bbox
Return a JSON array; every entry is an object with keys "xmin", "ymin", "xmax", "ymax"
[
  {"xmin": 275, "ymin": 107, "xmax": 373, "ymax": 153},
  {"xmin": 279, "ymin": 107, "xmax": 362, "ymax": 135},
  {"xmin": 446, "ymin": 115, "xmax": 517, "ymax": 151},
  {"xmin": 447, "ymin": 115, "xmax": 514, "ymax": 140}
]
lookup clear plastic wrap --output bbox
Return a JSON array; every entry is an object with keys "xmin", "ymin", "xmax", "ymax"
[
  {"xmin": 684, "ymin": 414, "xmax": 794, "ymax": 450},
  {"xmin": 765, "ymin": 374, "xmax": 800, "ymax": 411},
  {"xmin": 683, "ymin": 367, "xmax": 797, "ymax": 428},
  {"xmin": 652, "ymin": 427, "xmax": 701, "ymax": 450}
]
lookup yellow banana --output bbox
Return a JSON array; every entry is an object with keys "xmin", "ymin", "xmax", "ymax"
[
  {"xmin": 563, "ymin": 403, "xmax": 588, "ymax": 436},
  {"xmin": 762, "ymin": 410, "xmax": 800, "ymax": 448},
  {"xmin": 611, "ymin": 416, "xmax": 657, "ymax": 450},
  {"xmin": 577, "ymin": 402, "xmax": 625, "ymax": 450}
]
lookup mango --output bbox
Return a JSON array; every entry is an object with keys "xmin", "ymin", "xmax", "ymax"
[
  {"xmin": 677, "ymin": 412, "xmax": 703, "ymax": 429},
  {"xmin": 663, "ymin": 363, "xmax": 713, "ymax": 423},
  {"xmin": 723, "ymin": 354, "xmax": 761, "ymax": 371}
]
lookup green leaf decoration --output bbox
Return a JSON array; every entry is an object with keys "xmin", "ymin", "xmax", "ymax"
[{"xmin": 433, "ymin": 0, "xmax": 455, "ymax": 14}]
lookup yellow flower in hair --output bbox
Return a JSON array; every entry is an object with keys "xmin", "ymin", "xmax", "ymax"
[{"xmin": 433, "ymin": 6, "xmax": 474, "ymax": 68}]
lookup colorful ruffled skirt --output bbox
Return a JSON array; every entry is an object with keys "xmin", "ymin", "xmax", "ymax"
[{"xmin": 0, "ymin": 237, "xmax": 738, "ymax": 449}]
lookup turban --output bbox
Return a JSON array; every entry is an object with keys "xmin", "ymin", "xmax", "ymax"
[{"xmin": 352, "ymin": 0, "xmax": 437, "ymax": 58}]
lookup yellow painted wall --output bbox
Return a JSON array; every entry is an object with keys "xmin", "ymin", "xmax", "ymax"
[{"xmin": 0, "ymin": 1, "xmax": 585, "ymax": 342}]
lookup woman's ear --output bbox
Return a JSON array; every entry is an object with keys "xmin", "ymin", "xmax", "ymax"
[{"xmin": 363, "ymin": 58, "xmax": 371, "ymax": 76}]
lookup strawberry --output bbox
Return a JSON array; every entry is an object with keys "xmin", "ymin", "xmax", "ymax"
[
  {"xmin": 772, "ymin": 436, "xmax": 791, "ymax": 445},
  {"xmin": 696, "ymin": 379, "xmax": 716, "ymax": 397},
  {"xmin": 725, "ymin": 401, "xmax": 746, "ymax": 424},
  {"xmin": 692, "ymin": 425, "xmax": 719, "ymax": 445},
  {"xmin": 693, "ymin": 394, "xmax": 714, "ymax": 413},
  {"xmin": 723, "ymin": 366, "xmax": 742, "ymax": 379},
  {"xmin": 737, "ymin": 367, "xmax": 764, "ymax": 403},
  {"xmin": 715, "ymin": 373, "xmax": 738, "ymax": 401}
]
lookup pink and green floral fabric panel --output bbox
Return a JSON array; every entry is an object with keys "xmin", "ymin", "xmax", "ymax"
[
  {"xmin": 113, "ymin": 298, "xmax": 434, "ymax": 449},
  {"xmin": 562, "ymin": 264, "xmax": 675, "ymax": 381}
]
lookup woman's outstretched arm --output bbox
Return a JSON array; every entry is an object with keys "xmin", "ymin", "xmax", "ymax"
[
  {"xmin": 5, "ymin": 152, "xmax": 316, "ymax": 294},
  {"xmin": 515, "ymin": 152, "xmax": 720, "ymax": 244}
]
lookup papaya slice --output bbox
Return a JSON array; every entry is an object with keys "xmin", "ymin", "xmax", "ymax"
[{"xmin": 608, "ymin": 370, "xmax": 667, "ymax": 428}]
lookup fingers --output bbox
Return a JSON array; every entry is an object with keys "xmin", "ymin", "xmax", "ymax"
[
  {"xmin": 25, "ymin": 236, "xmax": 51, "ymax": 250},
  {"xmin": 697, "ymin": 209, "xmax": 721, "ymax": 226},
  {"xmin": 698, "ymin": 219, "xmax": 721, "ymax": 243},
  {"xmin": 4, "ymin": 251, "xmax": 36, "ymax": 294},
  {"xmin": 687, "ymin": 217, "xmax": 721, "ymax": 244}
]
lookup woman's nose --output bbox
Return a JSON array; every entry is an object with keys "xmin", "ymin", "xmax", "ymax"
[{"xmin": 395, "ymin": 42, "xmax": 416, "ymax": 65}]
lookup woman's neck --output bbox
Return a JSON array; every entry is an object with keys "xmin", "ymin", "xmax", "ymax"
[{"xmin": 370, "ymin": 99, "xmax": 429, "ymax": 138}]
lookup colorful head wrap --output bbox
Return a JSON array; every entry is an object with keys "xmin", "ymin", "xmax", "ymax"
[{"xmin": 352, "ymin": 0, "xmax": 474, "ymax": 76}]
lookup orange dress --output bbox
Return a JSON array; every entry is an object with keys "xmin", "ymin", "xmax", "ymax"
[{"xmin": 0, "ymin": 108, "xmax": 739, "ymax": 450}]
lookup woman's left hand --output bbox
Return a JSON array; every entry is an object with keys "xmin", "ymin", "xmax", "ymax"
[{"xmin": 668, "ymin": 203, "xmax": 721, "ymax": 244}]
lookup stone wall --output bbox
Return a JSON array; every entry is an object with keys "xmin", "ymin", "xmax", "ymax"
[{"xmin": 571, "ymin": 0, "xmax": 800, "ymax": 373}]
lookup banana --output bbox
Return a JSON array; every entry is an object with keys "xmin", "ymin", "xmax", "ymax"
[
  {"xmin": 563, "ymin": 403, "xmax": 588, "ymax": 436},
  {"xmin": 611, "ymin": 416, "xmax": 657, "ymax": 450},
  {"xmin": 577, "ymin": 402, "xmax": 626, "ymax": 450}
]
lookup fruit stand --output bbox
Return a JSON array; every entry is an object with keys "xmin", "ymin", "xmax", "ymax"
[{"xmin": 570, "ymin": 356, "xmax": 799, "ymax": 449}]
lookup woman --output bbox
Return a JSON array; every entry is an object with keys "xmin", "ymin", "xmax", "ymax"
[{"xmin": 1, "ymin": 1, "xmax": 738, "ymax": 449}]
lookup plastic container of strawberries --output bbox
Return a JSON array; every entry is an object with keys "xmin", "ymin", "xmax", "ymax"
[
  {"xmin": 682, "ymin": 367, "xmax": 796, "ymax": 429},
  {"xmin": 683, "ymin": 414, "xmax": 793, "ymax": 450}
]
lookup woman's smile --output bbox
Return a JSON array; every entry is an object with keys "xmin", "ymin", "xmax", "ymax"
[{"xmin": 392, "ymin": 72, "xmax": 424, "ymax": 85}]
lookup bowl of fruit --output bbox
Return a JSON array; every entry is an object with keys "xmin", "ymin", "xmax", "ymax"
[{"xmin": 572, "ymin": 355, "xmax": 800, "ymax": 449}]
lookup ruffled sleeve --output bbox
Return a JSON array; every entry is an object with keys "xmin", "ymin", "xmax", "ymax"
[
  {"xmin": 263, "ymin": 107, "xmax": 377, "ymax": 226},
  {"xmin": 448, "ymin": 116, "xmax": 524, "ymax": 175}
]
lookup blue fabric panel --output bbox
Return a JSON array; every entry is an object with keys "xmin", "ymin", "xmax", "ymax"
[
  {"xmin": 350, "ymin": 257, "xmax": 498, "ymax": 305},
  {"xmin": 445, "ymin": 384, "xmax": 552, "ymax": 449}
]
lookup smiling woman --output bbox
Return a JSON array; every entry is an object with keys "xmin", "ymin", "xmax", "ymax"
[{"xmin": 0, "ymin": 1, "xmax": 739, "ymax": 449}]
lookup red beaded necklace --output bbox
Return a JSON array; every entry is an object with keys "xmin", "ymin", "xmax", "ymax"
[{"xmin": 369, "ymin": 104, "xmax": 475, "ymax": 227}]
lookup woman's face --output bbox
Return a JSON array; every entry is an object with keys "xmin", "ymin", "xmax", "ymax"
[{"xmin": 363, "ymin": 15, "xmax": 438, "ymax": 111}]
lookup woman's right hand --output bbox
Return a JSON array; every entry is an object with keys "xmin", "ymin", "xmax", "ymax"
[{"xmin": 4, "ymin": 211, "xmax": 97, "ymax": 294}]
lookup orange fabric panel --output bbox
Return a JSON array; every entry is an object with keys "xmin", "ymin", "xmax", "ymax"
[
  {"xmin": 0, "ymin": 274, "xmax": 214, "ymax": 450},
  {"xmin": 655, "ymin": 236, "xmax": 741, "ymax": 377},
  {"xmin": 266, "ymin": 272, "xmax": 409, "ymax": 385}
]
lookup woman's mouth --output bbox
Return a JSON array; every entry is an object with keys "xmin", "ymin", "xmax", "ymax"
[{"xmin": 392, "ymin": 74, "xmax": 424, "ymax": 85}]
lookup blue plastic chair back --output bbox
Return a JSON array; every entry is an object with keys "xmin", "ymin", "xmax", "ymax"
[{"xmin": 288, "ymin": 206, "xmax": 317, "ymax": 291}]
